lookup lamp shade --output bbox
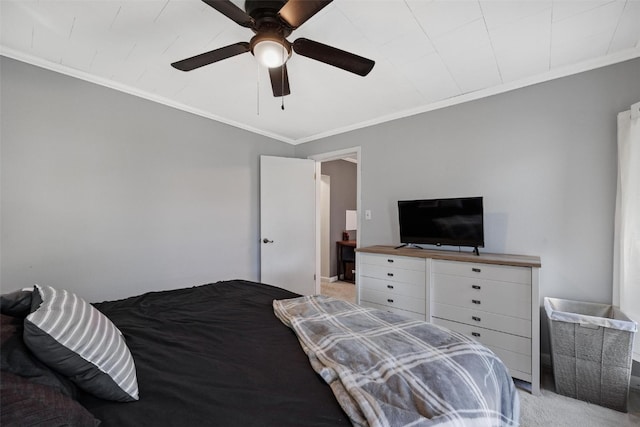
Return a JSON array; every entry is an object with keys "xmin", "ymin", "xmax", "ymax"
[
  {"xmin": 253, "ymin": 40, "xmax": 288, "ymax": 68},
  {"xmin": 345, "ymin": 210, "xmax": 357, "ymax": 231}
]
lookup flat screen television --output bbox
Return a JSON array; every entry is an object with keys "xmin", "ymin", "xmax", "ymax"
[{"xmin": 397, "ymin": 197, "xmax": 484, "ymax": 254}]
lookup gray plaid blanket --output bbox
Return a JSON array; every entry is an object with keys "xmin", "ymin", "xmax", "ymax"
[{"xmin": 274, "ymin": 295, "xmax": 519, "ymax": 427}]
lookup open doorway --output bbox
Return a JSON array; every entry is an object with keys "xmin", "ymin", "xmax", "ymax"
[{"xmin": 309, "ymin": 148, "xmax": 360, "ymax": 304}]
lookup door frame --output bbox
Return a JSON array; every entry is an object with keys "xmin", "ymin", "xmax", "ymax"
[
  {"xmin": 308, "ymin": 147, "xmax": 361, "ymax": 295},
  {"xmin": 320, "ymin": 174, "xmax": 331, "ymax": 281}
]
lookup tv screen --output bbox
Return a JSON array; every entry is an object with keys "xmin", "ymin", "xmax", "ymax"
[{"xmin": 398, "ymin": 197, "xmax": 484, "ymax": 249}]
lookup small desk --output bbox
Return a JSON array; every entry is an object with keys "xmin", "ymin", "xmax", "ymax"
[{"xmin": 336, "ymin": 240, "xmax": 356, "ymax": 283}]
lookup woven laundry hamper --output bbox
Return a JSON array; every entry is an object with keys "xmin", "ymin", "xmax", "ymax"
[{"xmin": 544, "ymin": 297, "xmax": 637, "ymax": 412}]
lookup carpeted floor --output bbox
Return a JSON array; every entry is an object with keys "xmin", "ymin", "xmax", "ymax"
[
  {"xmin": 320, "ymin": 280, "xmax": 640, "ymax": 426},
  {"xmin": 320, "ymin": 280, "xmax": 356, "ymax": 303},
  {"xmin": 519, "ymin": 367, "xmax": 639, "ymax": 426}
]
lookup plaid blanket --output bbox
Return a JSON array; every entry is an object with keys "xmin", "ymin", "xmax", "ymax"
[{"xmin": 274, "ymin": 296, "xmax": 519, "ymax": 427}]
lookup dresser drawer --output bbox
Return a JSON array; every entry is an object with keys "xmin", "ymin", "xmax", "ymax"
[
  {"xmin": 491, "ymin": 348, "xmax": 533, "ymax": 381},
  {"xmin": 432, "ymin": 317, "xmax": 531, "ymax": 356},
  {"xmin": 432, "ymin": 274, "xmax": 531, "ymax": 320},
  {"xmin": 361, "ymin": 264, "xmax": 425, "ymax": 285},
  {"xmin": 359, "ymin": 253, "xmax": 425, "ymax": 272},
  {"xmin": 360, "ymin": 276, "xmax": 425, "ymax": 299},
  {"xmin": 433, "ymin": 318, "xmax": 532, "ymax": 377},
  {"xmin": 361, "ymin": 288, "xmax": 426, "ymax": 315},
  {"xmin": 432, "ymin": 303, "xmax": 531, "ymax": 338},
  {"xmin": 360, "ymin": 300, "xmax": 426, "ymax": 321},
  {"xmin": 432, "ymin": 260, "xmax": 531, "ymax": 285}
]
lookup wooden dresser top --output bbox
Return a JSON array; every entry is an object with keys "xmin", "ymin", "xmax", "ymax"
[{"xmin": 356, "ymin": 245, "xmax": 541, "ymax": 268}]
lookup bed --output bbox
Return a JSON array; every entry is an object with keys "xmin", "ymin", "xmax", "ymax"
[{"xmin": 1, "ymin": 280, "xmax": 519, "ymax": 426}]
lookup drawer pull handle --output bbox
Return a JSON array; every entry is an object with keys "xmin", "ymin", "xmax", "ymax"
[
  {"xmin": 472, "ymin": 268, "xmax": 481, "ymax": 273},
  {"xmin": 472, "ymin": 332, "xmax": 481, "ymax": 337},
  {"xmin": 387, "ymin": 285, "xmax": 394, "ymax": 289},
  {"xmin": 472, "ymin": 316, "xmax": 481, "ymax": 322},
  {"xmin": 387, "ymin": 299, "xmax": 394, "ymax": 303},
  {"xmin": 472, "ymin": 285, "xmax": 481, "ymax": 290},
  {"xmin": 387, "ymin": 259, "xmax": 394, "ymax": 263},
  {"xmin": 387, "ymin": 273, "xmax": 394, "ymax": 277},
  {"xmin": 472, "ymin": 299, "xmax": 481, "ymax": 305}
]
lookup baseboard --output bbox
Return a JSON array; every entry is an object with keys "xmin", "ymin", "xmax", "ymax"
[{"xmin": 324, "ymin": 276, "xmax": 338, "ymax": 283}]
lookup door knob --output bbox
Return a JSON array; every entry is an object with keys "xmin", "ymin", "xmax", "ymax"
[{"xmin": 262, "ymin": 238, "xmax": 274, "ymax": 244}]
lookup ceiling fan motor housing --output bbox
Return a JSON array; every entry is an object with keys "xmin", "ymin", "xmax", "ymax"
[
  {"xmin": 245, "ymin": 0, "xmax": 287, "ymax": 18},
  {"xmin": 245, "ymin": 0, "xmax": 292, "ymax": 33}
]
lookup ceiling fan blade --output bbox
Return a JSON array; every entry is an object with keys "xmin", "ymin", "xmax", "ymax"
[
  {"xmin": 278, "ymin": 0, "xmax": 332, "ymax": 29},
  {"xmin": 171, "ymin": 42, "xmax": 250, "ymax": 71},
  {"xmin": 202, "ymin": 0, "xmax": 254, "ymax": 28},
  {"xmin": 293, "ymin": 38, "xmax": 375, "ymax": 76},
  {"xmin": 268, "ymin": 64, "xmax": 291, "ymax": 97}
]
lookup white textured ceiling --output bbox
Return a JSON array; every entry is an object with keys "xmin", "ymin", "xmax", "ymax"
[{"xmin": 2, "ymin": 0, "xmax": 639, "ymax": 144}]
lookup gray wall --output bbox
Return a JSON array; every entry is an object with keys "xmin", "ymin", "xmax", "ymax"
[
  {"xmin": 321, "ymin": 160, "xmax": 357, "ymax": 276},
  {"xmin": 3, "ymin": 53, "xmax": 639, "ymax": 356},
  {"xmin": 296, "ymin": 58, "xmax": 640, "ymax": 355},
  {"xmin": 0, "ymin": 57, "xmax": 294, "ymax": 302}
]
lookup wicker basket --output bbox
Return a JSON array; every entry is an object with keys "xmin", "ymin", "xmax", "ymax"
[{"xmin": 544, "ymin": 297, "xmax": 637, "ymax": 412}]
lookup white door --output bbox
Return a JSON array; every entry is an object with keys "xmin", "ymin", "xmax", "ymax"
[
  {"xmin": 260, "ymin": 155, "xmax": 316, "ymax": 295},
  {"xmin": 320, "ymin": 175, "xmax": 331, "ymax": 280}
]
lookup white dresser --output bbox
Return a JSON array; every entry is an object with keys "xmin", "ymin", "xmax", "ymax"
[{"xmin": 356, "ymin": 245, "xmax": 541, "ymax": 394}]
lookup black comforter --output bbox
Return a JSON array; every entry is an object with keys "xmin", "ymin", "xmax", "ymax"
[{"xmin": 78, "ymin": 280, "xmax": 350, "ymax": 426}]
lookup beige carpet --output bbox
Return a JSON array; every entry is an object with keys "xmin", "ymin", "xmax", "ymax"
[
  {"xmin": 519, "ymin": 368, "xmax": 640, "ymax": 426},
  {"xmin": 320, "ymin": 280, "xmax": 356, "ymax": 303},
  {"xmin": 319, "ymin": 281, "xmax": 640, "ymax": 426},
  {"xmin": 519, "ymin": 388, "xmax": 639, "ymax": 427}
]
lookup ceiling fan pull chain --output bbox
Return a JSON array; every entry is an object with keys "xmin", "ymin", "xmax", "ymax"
[
  {"xmin": 281, "ymin": 36, "xmax": 285, "ymax": 111},
  {"xmin": 256, "ymin": 61, "xmax": 260, "ymax": 116}
]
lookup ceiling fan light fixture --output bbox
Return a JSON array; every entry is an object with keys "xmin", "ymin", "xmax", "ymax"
[
  {"xmin": 253, "ymin": 39, "xmax": 290, "ymax": 68},
  {"xmin": 172, "ymin": 0, "xmax": 375, "ymax": 97}
]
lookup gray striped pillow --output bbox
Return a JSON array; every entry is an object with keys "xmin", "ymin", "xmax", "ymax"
[{"xmin": 23, "ymin": 285, "xmax": 139, "ymax": 402}]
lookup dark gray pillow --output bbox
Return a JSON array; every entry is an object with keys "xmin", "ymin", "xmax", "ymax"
[
  {"xmin": 23, "ymin": 284, "xmax": 139, "ymax": 402},
  {"xmin": 0, "ymin": 289, "xmax": 33, "ymax": 317},
  {"xmin": 1, "ymin": 371, "xmax": 100, "ymax": 427},
  {"xmin": 1, "ymin": 313, "xmax": 77, "ymax": 398}
]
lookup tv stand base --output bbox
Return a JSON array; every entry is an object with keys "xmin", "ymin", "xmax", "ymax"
[
  {"xmin": 395, "ymin": 244, "xmax": 480, "ymax": 255},
  {"xmin": 394, "ymin": 243, "xmax": 424, "ymax": 250}
]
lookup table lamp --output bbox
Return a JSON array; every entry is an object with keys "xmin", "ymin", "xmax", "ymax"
[{"xmin": 343, "ymin": 210, "xmax": 357, "ymax": 241}]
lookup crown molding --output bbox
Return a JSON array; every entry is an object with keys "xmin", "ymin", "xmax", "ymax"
[
  {"xmin": 3, "ymin": 45, "xmax": 639, "ymax": 146},
  {"xmin": 0, "ymin": 47, "xmax": 295, "ymax": 145},
  {"xmin": 292, "ymin": 47, "xmax": 640, "ymax": 145}
]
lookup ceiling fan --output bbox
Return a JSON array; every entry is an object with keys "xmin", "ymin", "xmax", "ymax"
[{"xmin": 171, "ymin": 0, "xmax": 375, "ymax": 97}]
